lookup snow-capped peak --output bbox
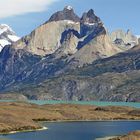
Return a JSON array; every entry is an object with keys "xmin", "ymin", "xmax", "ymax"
[
  {"xmin": 0, "ymin": 24, "xmax": 20, "ymax": 51},
  {"xmin": 65, "ymin": 5, "xmax": 73, "ymax": 10},
  {"xmin": 0, "ymin": 24, "xmax": 13, "ymax": 30},
  {"xmin": 0, "ymin": 24, "xmax": 15, "ymax": 35}
]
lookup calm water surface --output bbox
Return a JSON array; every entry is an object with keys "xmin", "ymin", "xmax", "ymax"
[
  {"xmin": 29, "ymin": 100, "xmax": 140, "ymax": 108},
  {"xmin": 1, "ymin": 121, "xmax": 140, "ymax": 140},
  {"xmin": 0, "ymin": 100, "xmax": 140, "ymax": 108}
]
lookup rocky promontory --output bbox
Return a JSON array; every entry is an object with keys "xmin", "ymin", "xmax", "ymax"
[{"xmin": 109, "ymin": 130, "xmax": 140, "ymax": 140}]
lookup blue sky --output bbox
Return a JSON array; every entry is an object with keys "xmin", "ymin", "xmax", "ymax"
[{"xmin": 0, "ymin": 0, "xmax": 139, "ymax": 37}]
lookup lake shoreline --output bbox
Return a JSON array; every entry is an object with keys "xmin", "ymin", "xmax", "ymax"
[
  {"xmin": 95, "ymin": 136, "xmax": 118, "ymax": 140},
  {"xmin": 1, "ymin": 119, "xmax": 140, "ymax": 135},
  {"xmin": 0, "ymin": 102, "xmax": 140, "ymax": 135},
  {"xmin": 39, "ymin": 119, "xmax": 140, "ymax": 123},
  {"xmin": 0, "ymin": 126, "xmax": 48, "ymax": 135}
]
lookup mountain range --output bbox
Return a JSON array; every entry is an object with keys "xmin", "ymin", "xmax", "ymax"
[{"xmin": 0, "ymin": 6, "xmax": 140, "ymax": 102}]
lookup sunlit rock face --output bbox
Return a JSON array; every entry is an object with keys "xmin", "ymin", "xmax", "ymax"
[{"xmin": 12, "ymin": 6, "xmax": 122, "ymax": 59}]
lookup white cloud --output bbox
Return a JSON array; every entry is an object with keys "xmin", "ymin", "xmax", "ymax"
[{"xmin": 0, "ymin": 0, "xmax": 58, "ymax": 18}]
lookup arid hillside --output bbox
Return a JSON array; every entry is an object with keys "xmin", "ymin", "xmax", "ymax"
[{"xmin": 0, "ymin": 102, "xmax": 140, "ymax": 134}]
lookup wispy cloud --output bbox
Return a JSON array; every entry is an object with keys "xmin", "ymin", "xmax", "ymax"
[{"xmin": 0, "ymin": 0, "xmax": 58, "ymax": 18}]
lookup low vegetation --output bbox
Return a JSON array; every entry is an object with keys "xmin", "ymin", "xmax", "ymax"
[{"xmin": 0, "ymin": 102, "xmax": 140, "ymax": 134}]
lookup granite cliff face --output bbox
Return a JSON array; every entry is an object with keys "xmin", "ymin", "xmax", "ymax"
[
  {"xmin": 0, "ymin": 6, "xmax": 140, "ymax": 101},
  {"xmin": 12, "ymin": 6, "xmax": 121, "ymax": 58}
]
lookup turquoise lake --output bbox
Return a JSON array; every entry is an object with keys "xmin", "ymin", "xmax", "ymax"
[
  {"xmin": 29, "ymin": 100, "xmax": 140, "ymax": 108},
  {"xmin": 0, "ymin": 100, "xmax": 140, "ymax": 108}
]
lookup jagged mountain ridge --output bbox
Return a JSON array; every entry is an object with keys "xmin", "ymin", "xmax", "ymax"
[
  {"xmin": 0, "ymin": 6, "xmax": 139, "ymax": 101},
  {"xmin": 12, "ymin": 6, "xmax": 122, "ymax": 58},
  {"xmin": 48, "ymin": 6, "xmax": 80, "ymax": 22},
  {"xmin": 0, "ymin": 24, "xmax": 19, "ymax": 51}
]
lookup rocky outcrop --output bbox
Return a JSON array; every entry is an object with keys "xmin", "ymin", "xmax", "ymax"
[
  {"xmin": 0, "ymin": 93, "xmax": 27, "ymax": 100},
  {"xmin": 12, "ymin": 6, "xmax": 81, "ymax": 56},
  {"xmin": 48, "ymin": 6, "xmax": 80, "ymax": 22},
  {"xmin": 81, "ymin": 9, "xmax": 101, "ymax": 24},
  {"xmin": 13, "ymin": 20, "xmax": 80, "ymax": 56},
  {"xmin": 70, "ymin": 32, "xmax": 121, "ymax": 66},
  {"xmin": 110, "ymin": 29, "xmax": 138, "ymax": 49},
  {"xmin": 110, "ymin": 131, "xmax": 140, "ymax": 140}
]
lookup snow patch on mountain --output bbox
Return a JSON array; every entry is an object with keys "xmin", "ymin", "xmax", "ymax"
[
  {"xmin": 64, "ymin": 20, "xmax": 79, "ymax": 25},
  {"xmin": 0, "ymin": 39, "xmax": 9, "ymax": 51},
  {"xmin": 0, "ymin": 39, "xmax": 10, "ymax": 46},
  {"xmin": 84, "ymin": 22, "xmax": 95, "ymax": 26},
  {"xmin": 8, "ymin": 35, "xmax": 20, "ymax": 42},
  {"xmin": 0, "ymin": 24, "xmax": 14, "ymax": 34}
]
